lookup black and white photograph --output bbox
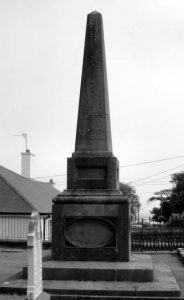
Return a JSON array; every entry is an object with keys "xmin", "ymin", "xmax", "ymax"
[{"xmin": 0, "ymin": 1, "xmax": 184, "ymax": 299}]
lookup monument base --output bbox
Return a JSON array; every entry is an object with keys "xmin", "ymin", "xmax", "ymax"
[
  {"xmin": 29, "ymin": 292, "xmax": 50, "ymax": 300},
  {"xmin": 23, "ymin": 255, "xmax": 153, "ymax": 283},
  {"xmin": 52, "ymin": 189, "xmax": 130, "ymax": 262},
  {"xmin": 0, "ymin": 256, "xmax": 180, "ymax": 299}
]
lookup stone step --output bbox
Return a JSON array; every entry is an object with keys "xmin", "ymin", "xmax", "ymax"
[
  {"xmin": 0, "ymin": 264, "xmax": 180, "ymax": 298},
  {"xmin": 50, "ymin": 296, "xmax": 183, "ymax": 300},
  {"xmin": 23, "ymin": 255, "xmax": 153, "ymax": 282},
  {"xmin": 0, "ymin": 279, "xmax": 181, "ymax": 298}
]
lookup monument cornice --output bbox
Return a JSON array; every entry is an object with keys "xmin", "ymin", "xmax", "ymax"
[{"xmin": 53, "ymin": 194, "xmax": 129, "ymax": 205}]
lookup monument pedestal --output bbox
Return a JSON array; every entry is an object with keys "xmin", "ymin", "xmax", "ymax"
[{"xmin": 52, "ymin": 189, "xmax": 130, "ymax": 262}]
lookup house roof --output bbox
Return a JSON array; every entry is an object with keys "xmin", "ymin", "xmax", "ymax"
[{"xmin": 0, "ymin": 165, "xmax": 61, "ymax": 214}]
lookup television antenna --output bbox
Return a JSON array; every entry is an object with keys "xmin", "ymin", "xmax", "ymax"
[{"xmin": 14, "ymin": 133, "xmax": 28, "ymax": 151}]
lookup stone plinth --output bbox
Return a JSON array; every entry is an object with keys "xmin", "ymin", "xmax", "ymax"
[
  {"xmin": 23, "ymin": 255, "xmax": 153, "ymax": 282},
  {"xmin": 67, "ymin": 156, "xmax": 119, "ymax": 189},
  {"xmin": 52, "ymin": 190, "xmax": 130, "ymax": 262},
  {"xmin": 1, "ymin": 261, "xmax": 180, "ymax": 299}
]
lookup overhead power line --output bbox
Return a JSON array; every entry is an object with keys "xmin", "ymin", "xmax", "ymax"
[
  {"xmin": 133, "ymin": 174, "xmax": 172, "ymax": 187},
  {"xmin": 34, "ymin": 155, "xmax": 184, "ymax": 180},
  {"xmin": 136, "ymin": 183, "xmax": 170, "ymax": 186},
  {"xmin": 35, "ymin": 174, "xmax": 66, "ymax": 179},
  {"xmin": 128, "ymin": 163, "xmax": 184, "ymax": 185},
  {"xmin": 120, "ymin": 154, "xmax": 184, "ymax": 168}
]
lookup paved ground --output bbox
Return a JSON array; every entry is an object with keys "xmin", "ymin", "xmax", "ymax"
[
  {"xmin": 0, "ymin": 247, "xmax": 183, "ymax": 299},
  {"xmin": 0, "ymin": 246, "xmax": 27, "ymax": 299},
  {"xmin": 137, "ymin": 251, "xmax": 184, "ymax": 297},
  {"xmin": 0, "ymin": 247, "xmax": 27, "ymax": 286},
  {"xmin": 151, "ymin": 251, "xmax": 184, "ymax": 297}
]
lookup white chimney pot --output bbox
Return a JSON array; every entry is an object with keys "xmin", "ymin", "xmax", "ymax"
[{"xmin": 21, "ymin": 149, "xmax": 31, "ymax": 178}]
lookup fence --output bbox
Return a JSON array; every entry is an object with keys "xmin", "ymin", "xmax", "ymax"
[
  {"xmin": 131, "ymin": 229, "xmax": 184, "ymax": 251},
  {"xmin": 43, "ymin": 220, "xmax": 184, "ymax": 251}
]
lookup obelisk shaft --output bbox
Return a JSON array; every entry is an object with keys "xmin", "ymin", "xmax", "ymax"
[{"xmin": 74, "ymin": 12, "xmax": 112, "ymax": 157}]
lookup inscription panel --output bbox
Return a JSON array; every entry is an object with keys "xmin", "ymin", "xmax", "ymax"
[
  {"xmin": 64, "ymin": 217, "xmax": 116, "ymax": 248},
  {"xmin": 77, "ymin": 167, "xmax": 106, "ymax": 180},
  {"xmin": 64, "ymin": 204, "xmax": 119, "ymax": 217}
]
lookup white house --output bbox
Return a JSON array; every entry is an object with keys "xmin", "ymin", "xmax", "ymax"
[{"xmin": 0, "ymin": 165, "xmax": 60, "ymax": 241}]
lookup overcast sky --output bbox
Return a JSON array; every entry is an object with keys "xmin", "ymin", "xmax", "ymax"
[{"xmin": 1, "ymin": 0, "xmax": 184, "ymax": 218}]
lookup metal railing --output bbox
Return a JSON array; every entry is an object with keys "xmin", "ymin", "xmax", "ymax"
[{"xmin": 131, "ymin": 228, "xmax": 184, "ymax": 251}]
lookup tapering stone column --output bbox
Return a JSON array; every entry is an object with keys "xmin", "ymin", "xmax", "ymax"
[
  {"xmin": 67, "ymin": 12, "xmax": 118, "ymax": 191},
  {"xmin": 52, "ymin": 11, "xmax": 130, "ymax": 262},
  {"xmin": 75, "ymin": 11, "xmax": 112, "ymax": 156}
]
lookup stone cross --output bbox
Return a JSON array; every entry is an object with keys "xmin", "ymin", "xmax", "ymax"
[{"xmin": 27, "ymin": 211, "xmax": 43, "ymax": 300}]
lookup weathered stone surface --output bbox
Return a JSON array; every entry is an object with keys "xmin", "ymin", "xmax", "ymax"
[
  {"xmin": 27, "ymin": 211, "xmax": 43, "ymax": 300},
  {"xmin": 52, "ymin": 11, "xmax": 130, "ymax": 262},
  {"xmin": 33, "ymin": 292, "xmax": 50, "ymax": 300},
  {"xmin": 67, "ymin": 156, "xmax": 119, "ymax": 189},
  {"xmin": 0, "ymin": 264, "xmax": 180, "ymax": 298},
  {"xmin": 52, "ymin": 194, "xmax": 130, "ymax": 261},
  {"xmin": 53, "ymin": 189, "xmax": 129, "ymax": 204},
  {"xmin": 74, "ymin": 11, "xmax": 112, "ymax": 156},
  {"xmin": 23, "ymin": 255, "xmax": 153, "ymax": 282}
]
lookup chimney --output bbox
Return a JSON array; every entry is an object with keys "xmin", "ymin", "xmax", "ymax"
[
  {"xmin": 21, "ymin": 149, "xmax": 32, "ymax": 178},
  {"xmin": 49, "ymin": 178, "xmax": 55, "ymax": 187}
]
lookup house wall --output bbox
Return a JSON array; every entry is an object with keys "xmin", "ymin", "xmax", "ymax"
[{"xmin": 0, "ymin": 214, "xmax": 50, "ymax": 241}]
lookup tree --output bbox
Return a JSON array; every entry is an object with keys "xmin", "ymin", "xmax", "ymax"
[
  {"xmin": 148, "ymin": 189, "xmax": 171, "ymax": 204},
  {"xmin": 150, "ymin": 207, "xmax": 161, "ymax": 222},
  {"xmin": 148, "ymin": 189, "xmax": 172, "ymax": 222},
  {"xmin": 162, "ymin": 201, "xmax": 172, "ymax": 219},
  {"xmin": 119, "ymin": 182, "xmax": 140, "ymax": 222},
  {"xmin": 170, "ymin": 172, "xmax": 184, "ymax": 214}
]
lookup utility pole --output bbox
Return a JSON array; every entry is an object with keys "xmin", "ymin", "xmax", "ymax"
[
  {"xmin": 160, "ymin": 192, "xmax": 163, "ymax": 220},
  {"xmin": 160, "ymin": 192, "xmax": 165, "ymax": 225}
]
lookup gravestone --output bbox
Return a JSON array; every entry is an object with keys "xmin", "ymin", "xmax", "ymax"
[{"xmin": 26, "ymin": 212, "xmax": 49, "ymax": 300}]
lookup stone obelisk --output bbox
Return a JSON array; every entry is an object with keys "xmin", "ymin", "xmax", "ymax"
[
  {"xmin": 75, "ymin": 11, "xmax": 112, "ymax": 156},
  {"xmin": 1, "ymin": 13, "xmax": 180, "ymax": 300},
  {"xmin": 52, "ymin": 11, "xmax": 130, "ymax": 262}
]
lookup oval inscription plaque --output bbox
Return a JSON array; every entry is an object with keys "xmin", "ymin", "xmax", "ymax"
[{"xmin": 65, "ymin": 218, "xmax": 115, "ymax": 248}]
